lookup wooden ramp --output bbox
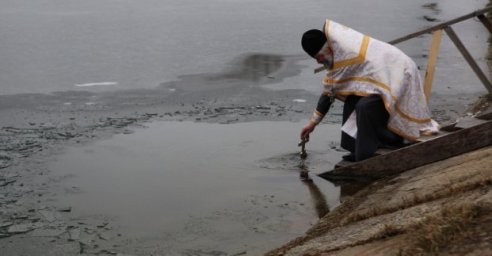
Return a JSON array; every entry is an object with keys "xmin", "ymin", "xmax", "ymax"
[{"xmin": 318, "ymin": 111, "xmax": 492, "ymax": 182}]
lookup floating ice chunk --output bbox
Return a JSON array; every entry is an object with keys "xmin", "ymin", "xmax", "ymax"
[
  {"xmin": 293, "ymin": 99, "xmax": 306, "ymax": 103},
  {"xmin": 75, "ymin": 82, "xmax": 118, "ymax": 87}
]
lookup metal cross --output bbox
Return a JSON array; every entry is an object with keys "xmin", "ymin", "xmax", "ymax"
[{"xmin": 298, "ymin": 138, "xmax": 308, "ymax": 159}]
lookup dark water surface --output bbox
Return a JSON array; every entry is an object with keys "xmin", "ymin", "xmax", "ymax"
[{"xmin": 47, "ymin": 121, "xmax": 343, "ymax": 254}]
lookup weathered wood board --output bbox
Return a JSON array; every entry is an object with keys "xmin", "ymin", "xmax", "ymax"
[{"xmin": 318, "ymin": 117, "xmax": 492, "ymax": 181}]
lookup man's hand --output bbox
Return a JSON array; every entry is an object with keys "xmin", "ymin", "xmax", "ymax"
[{"xmin": 300, "ymin": 122, "xmax": 316, "ymax": 141}]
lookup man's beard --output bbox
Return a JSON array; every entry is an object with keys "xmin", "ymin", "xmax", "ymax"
[
  {"xmin": 322, "ymin": 57, "xmax": 333, "ymax": 70},
  {"xmin": 321, "ymin": 54, "xmax": 333, "ymax": 69}
]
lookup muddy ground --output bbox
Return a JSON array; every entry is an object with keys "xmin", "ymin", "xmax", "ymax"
[
  {"xmin": 0, "ymin": 51, "xmax": 487, "ymax": 256},
  {"xmin": 266, "ymin": 144, "xmax": 492, "ymax": 256}
]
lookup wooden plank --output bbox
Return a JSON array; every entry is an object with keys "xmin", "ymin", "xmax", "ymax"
[
  {"xmin": 334, "ymin": 160, "xmax": 355, "ymax": 169},
  {"xmin": 318, "ymin": 119, "xmax": 492, "ymax": 181},
  {"xmin": 423, "ymin": 30, "xmax": 442, "ymax": 102},
  {"xmin": 416, "ymin": 130, "xmax": 451, "ymax": 142},
  {"xmin": 388, "ymin": 6, "xmax": 492, "ymax": 45},
  {"xmin": 455, "ymin": 116, "xmax": 489, "ymax": 129},
  {"xmin": 477, "ymin": 107, "xmax": 492, "ymax": 120},
  {"xmin": 477, "ymin": 14, "xmax": 492, "ymax": 34},
  {"xmin": 375, "ymin": 148, "xmax": 395, "ymax": 155},
  {"xmin": 444, "ymin": 26, "xmax": 492, "ymax": 94},
  {"xmin": 332, "ymin": 148, "xmax": 396, "ymax": 171}
]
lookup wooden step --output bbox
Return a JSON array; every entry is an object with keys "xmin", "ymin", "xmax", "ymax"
[
  {"xmin": 319, "ymin": 119, "xmax": 492, "ymax": 181},
  {"xmin": 334, "ymin": 160, "xmax": 355, "ymax": 169},
  {"xmin": 455, "ymin": 116, "xmax": 489, "ymax": 129},
  {"xmin": 417, "ymin": 130, "xmax": 451, "ymax": 142},
  {"xmin": 375, "ymin": 147, "xmax": 396, "ymax": 155}
]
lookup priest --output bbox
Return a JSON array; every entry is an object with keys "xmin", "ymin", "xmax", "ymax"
[{"xmin": 300, "ymin": 20, "xmax": 438, "ymax": 162}]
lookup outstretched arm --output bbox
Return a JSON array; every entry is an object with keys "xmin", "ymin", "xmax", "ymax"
[{"xmin": 300, "ymin": 93, "xmax": 333, "ymax": 140}]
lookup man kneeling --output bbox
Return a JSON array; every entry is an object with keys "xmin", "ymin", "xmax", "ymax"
[{"xmin": 300, "ymin": 20, "xmax": 438, "ymax": 162}]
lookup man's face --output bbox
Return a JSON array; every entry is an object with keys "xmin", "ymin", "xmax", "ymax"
[{"xmin": 314, "ymin": 43, "xmax": 334, "ymax": 69}]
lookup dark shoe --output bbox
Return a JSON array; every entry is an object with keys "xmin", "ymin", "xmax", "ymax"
[{"xmin": 342, "ymin": 153, "xmax": 356, "ymax": 162}]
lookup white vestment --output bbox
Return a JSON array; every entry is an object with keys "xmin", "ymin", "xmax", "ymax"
[{"xmin": 322, "ymin": 20, "xmax": 438, "ymax": 141}]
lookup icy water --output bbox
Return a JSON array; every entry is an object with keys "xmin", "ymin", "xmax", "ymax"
[
  {"xmin": 1, "ymin": 0, "xmax": 489, "ymax": 95},
  {"xmin": 48, "ymin": 121, "xmax": 344, "ymax": 254},
  {"xmin": 3, "ymin": 0, "xmax": 492, "ymax": 254}
]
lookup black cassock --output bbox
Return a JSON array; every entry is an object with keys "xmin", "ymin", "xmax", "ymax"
[{"xmin": 340, "ymin": 95, "xmax": 404, "ymax": 161}]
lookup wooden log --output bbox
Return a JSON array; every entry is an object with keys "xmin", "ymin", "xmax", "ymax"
[{"xmin": 318, "ymin": 119, "xmax": 492, "ymax": 181}]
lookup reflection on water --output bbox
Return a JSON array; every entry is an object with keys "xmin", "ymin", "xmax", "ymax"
[
  {"xmin": 46, "ymin": 121, "xmax": 343, "ymax": 254},
  {"xmin": 303, "ymin": 179, "xmax": 330, "ymax": 218},
  {"xmin": 299, "ymin": 163, "xmax": 330, "ymax": 218}
]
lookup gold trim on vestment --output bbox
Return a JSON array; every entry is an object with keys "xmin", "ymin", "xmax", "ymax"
[
  {"xmin": 324, "ymin": 20, "xmax": 331, "ymax": 37},
  {"xmin": 332, "ymin": 36, "xmax": 370, "ymax": 70},
  {"xmin": 330, "ymin": 89, "xmax": 431, "ymax": 127},
  {"xmin": 324, "ymin": 20, "xmax": 370, "ymax": 71},
  {"xmin": 324, "ymin": 77, "xmax": 392, "ymax": 96},
  {"xmin": 394, "ymin": 106, "xmax": 431, "ymax": 123},
  {"xmin": 314, "ymin": 110, "xmax": 324, "ymax": 117},
  {"xmin": 388, "ymin": 125, "xmax": 417, "ymax": 141},
  {"xmin": 321, "ymin": 20, "xmax": 433, "ymax": 141}
]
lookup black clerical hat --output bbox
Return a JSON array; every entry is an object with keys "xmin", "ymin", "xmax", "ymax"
[{"xmin": 301, "ymin": 29, "xmax": 326, "ymax": 58}]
